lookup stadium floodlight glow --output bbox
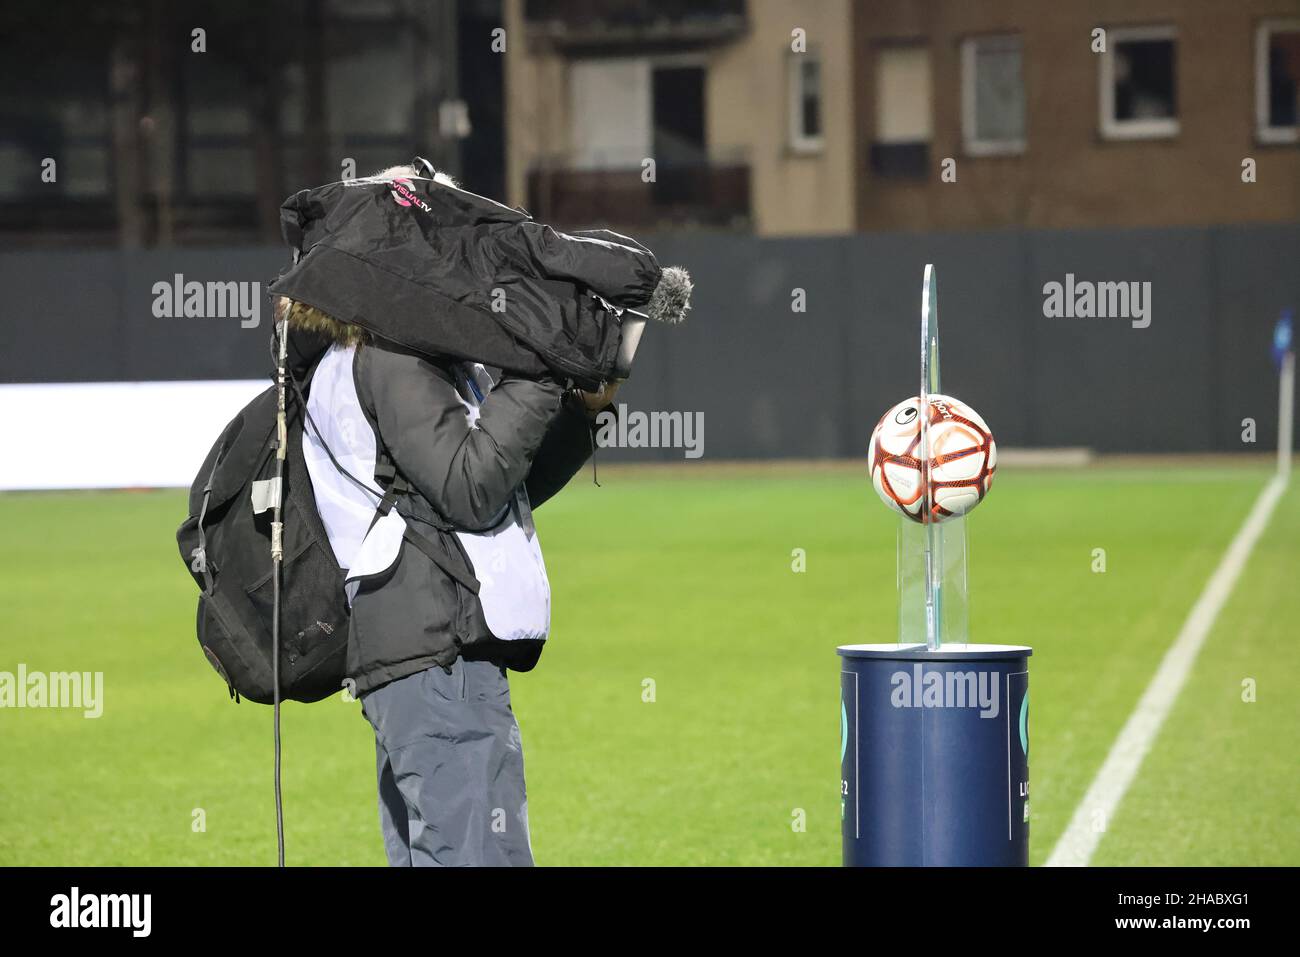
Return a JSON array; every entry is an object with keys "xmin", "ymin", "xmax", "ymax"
[{"xmin": 839, "ymin": 264, "xmax": 1033, "ymax": 867}]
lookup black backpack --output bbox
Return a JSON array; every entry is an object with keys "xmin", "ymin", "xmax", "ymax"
[{"xmin": 176, "ymin": 359, "xmax": 350, "ymax": 705}]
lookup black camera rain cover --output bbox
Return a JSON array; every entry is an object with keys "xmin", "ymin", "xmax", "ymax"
[{"xmin": 267, "ymin": 175, "xmax": 662, "ymax": 390}]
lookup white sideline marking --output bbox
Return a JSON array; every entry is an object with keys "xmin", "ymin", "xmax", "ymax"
[{"xmin": 1045, "ymin": 475, "xmax": 1287, "ymax": 867}]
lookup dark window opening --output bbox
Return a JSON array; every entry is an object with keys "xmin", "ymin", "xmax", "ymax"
[
  {"xmin": 1113, "ymin": 39, "xmax": 1176, "ymax": 121},
  {"xmin": 799, "ymin": 58, "xmax": 822, "ymax": 140},
  {"xmin": 1267, "ymin": 29, "xmax": 1300, "ymax": 128},
  {"xmin": 652, "ymin": 65, "xmax": 706, "ymax": 206}
]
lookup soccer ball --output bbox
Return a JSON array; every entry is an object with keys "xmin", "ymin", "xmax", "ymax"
[{"xmin": 868, "ymin": 394, "xmax": 996, "ymax": 524}]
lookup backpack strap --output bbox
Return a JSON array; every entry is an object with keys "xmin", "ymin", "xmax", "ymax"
[
  {"xmin": 190, "ymin": 441, "xmax": 225, "ymax": 593},
  {"xmin": 366, "ymin": 453, "xmax": 481, "ymax": 596}
]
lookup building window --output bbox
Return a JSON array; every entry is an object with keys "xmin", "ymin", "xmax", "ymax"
[
  {"xmin": 1099, "ymin": 25, "xmax": 1178, "ymax": 140},
  {"xmin": 652, "ymin": 64, "xmax": 707, "ymax": 170},
  {"xmin": 182, "ymin": 52, "xmax": 255, "ymax": 199},
  {"xmin": 538, "ymin": 54, "xmax": 743, "ymax": 229},
  {"xmin": 788, "ymin": 52, "xmax": 824, "ymax": 153},
  {"xmin": 569, "ymin": 58, "xmax": 652, "ymax": 170},
  {"xmin": 871, "ymin": 45, "xmax": 931, "ymax": 177},
  {"xmin": 0, "ymin": 47, "xmax": 111, "ymax": 201},
  {"xmin": 961, "ymin": 34, "xmax": 1025, "ymax": 156},
  {"xmin": 568, "ymin": 57, "xmax": 707, "ymax": 172},
  {"xmin": 325, "ymin": 19, "xmax": 417, "ymax": 173},
  {"xmin": 1256, "ymin": 18, "xmax": 1300, "ymax": 143}
]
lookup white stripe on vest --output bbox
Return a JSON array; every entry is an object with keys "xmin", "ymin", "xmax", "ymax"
[{"xmin": 452, "ymin": 364, "xmax": 551, "ymax": 642}]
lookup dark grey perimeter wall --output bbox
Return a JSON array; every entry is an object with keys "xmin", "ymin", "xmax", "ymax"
[{"xmin": 1, "ymin": 225, "xmax": 1296, "ymax": 457}]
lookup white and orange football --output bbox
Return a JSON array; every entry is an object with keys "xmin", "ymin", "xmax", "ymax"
[{"xmin": 868, "ymin": 394, "xmax": 996, "ymax": 524}]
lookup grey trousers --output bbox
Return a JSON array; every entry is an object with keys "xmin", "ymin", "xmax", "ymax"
[{"xmin": 359, "ymin": 659, "xmax": 534, "ymax": 866}]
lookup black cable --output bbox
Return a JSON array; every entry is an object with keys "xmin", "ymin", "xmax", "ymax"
[
  {"xmin": 271, "ymin": 324, "xmax": 289, "ymax": 868},
  {"xmin": 273, "ymin": 579, "xmax": 284, "ymax": 867}
]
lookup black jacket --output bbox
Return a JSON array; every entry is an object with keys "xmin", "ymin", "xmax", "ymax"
[{"xmin": 344, "ymin": 339, "xmax": 596, "ymax": 695}]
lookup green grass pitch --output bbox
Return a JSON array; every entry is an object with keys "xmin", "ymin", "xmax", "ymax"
[{"xmin": 0, "ymin": 463, "xmax": 1294, "ymax": 866}]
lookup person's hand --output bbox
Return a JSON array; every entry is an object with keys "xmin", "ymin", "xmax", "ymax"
[{"xmin": 578, "ymin": 380, "xmax": 621, "ymax": 415}]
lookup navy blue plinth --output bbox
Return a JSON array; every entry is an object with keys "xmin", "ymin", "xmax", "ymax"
[{"xmin": 838, "ymin": 643, "xmax": 1032, "ymax": 866}]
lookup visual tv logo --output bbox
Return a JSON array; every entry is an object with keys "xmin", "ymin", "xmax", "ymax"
[
  {"xmin": 387, "ymin": 177, "xmax": 433, "ymax": 213},
  {"xmin": 889, "ymin": 664, "xmax": 1000, "ymax": 718}
]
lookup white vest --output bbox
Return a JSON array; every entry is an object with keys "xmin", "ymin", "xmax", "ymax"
[{"xmin": 302, "ymin": 345, "xmax": 550, "ymax": 642}]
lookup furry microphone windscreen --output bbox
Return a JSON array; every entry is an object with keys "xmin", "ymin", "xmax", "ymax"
[{"xmin": 647, "ymin": 266, "xmax": 693, "ymax": 325}]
